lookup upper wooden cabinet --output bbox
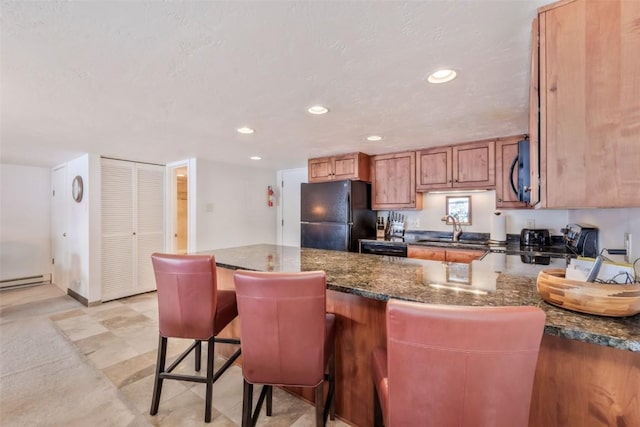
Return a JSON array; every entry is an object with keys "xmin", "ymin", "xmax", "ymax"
[
  {"xmin": 371, "ymin": 151, "xmax": 423, "ymax": 210},
  {"xmin": 531, "ymin": 0, "xmax": 640, "ymax": 208},
  {"xmin": 495, "ymin": 135, "xmax": 530, "ymax": 209},
  {"xmin": 416, "ymin": 140, "xmax": 496, "ymax": 191},
  {"xmin": 308, "ymin": 152, "xmax": 370, "ymax": 183}
]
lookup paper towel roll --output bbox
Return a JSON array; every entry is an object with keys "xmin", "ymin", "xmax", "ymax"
[{"xmin": 490, "ymin": 212, "xmax": 507, "ymax": 243}]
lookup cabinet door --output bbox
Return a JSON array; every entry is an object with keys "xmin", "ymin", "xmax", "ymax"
[
  {"xmin": 407, "ymin": 246, "xmax": 446, "ymax": 261},
  {"xmin": 136, "ymin": 164, "xmax": 165, "ymax": 294},
  {"xmin": 496, "ymin": 137, "xmax": 529, "ymax": 208},
  {"xmin": 445, "ymin": 249, "xmax": 485, "ymax": 263},
  {"xmin": 371, "ymin": 152, "xmax": 422, "ymax": 210},
  {"xmin": 101, "ymin": 159, "xmax": 135, "ymax": 301},
  {"xmin": 452, "ymin": 141, "xmax": 495, "ymax": 188},
  {"xmin": 529, "ymin": 17, "xmax": 541, "ymax": 207},
  {"xmin": 308, "ymin": 153, "xmax": 371, "ymax": 182},
  {"xmin": 416, "ymin": 147, "xmax": 452, "ymax": 190},
  {"xmin": 308, "ymin": 157, "xmax": 333, "ymax": 182},
  {"xmin": 539, "ymin": 0, "xmax": 640, "ymax": 207},
  {"xmin": 333, "ymin": 153, "xmax": 370, "ymax": 182}
]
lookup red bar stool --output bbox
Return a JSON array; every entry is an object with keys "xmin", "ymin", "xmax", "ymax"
[
  {"xmin": 150, "ymin": 253, "xmax": 241, "ymax": 423},
  {"xmin": 233, "ymin": 270, "xmax": 336, "ymax": 427},
  {"xmin": 372, "ymin": 300, "xmax": 546, "ymax": 427}
]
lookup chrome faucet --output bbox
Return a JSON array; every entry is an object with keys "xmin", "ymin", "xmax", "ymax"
[{"xmin": 441, "ymin": 215, "xmax": 463, "ymax": 242}]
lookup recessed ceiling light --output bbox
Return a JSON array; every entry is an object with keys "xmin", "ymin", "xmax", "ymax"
[
  {"xmin": 250, "ymin": 156, "xmax": 262, "ymax": 160},
  {"xmin": 427, "ymin": 69, "xmax": 457, "ymax": 84},
  {"xmin": 367, "ymin": 135, "xmax": 383, "ymax": 142},
  {"xmin": 307, "ymin": 105, "xmax": 329, "ymax": 115},
  {"xmin": 237, "ymin": 127, "xmax": 255, "ymax": 134}
]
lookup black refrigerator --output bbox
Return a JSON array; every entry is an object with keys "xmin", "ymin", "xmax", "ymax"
[{"xmin": 300, "ymin": 180, "xmax": 376, "ymax": 252}]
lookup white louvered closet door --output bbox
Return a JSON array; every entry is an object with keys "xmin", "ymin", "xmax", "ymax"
[
  {"xmin": 101, "ymin": 159, "xmax": 165, "ymax": 302},
  {"xmin": 135, "ymin": 163, "xmax": 165, "ymax": 294}
]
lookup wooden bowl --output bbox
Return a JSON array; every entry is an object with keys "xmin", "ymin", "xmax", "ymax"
[{"xmin": 536, "ymin": 269, "xmax": 640, "ymax": 317}]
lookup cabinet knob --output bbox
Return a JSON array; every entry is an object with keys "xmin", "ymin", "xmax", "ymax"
[
  {"xmin": 498, "ymin": 198, "xmax": 502, "ymax": 202},
  {"xmin": 63, "ymin": 233, "xmax": 67, "ymax": 237},
  {"xmin": 133, "ymin": 232, "xmax": 136, "ymax": 235}
]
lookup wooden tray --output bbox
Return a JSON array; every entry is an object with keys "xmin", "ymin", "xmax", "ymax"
[{"xmin": 537, "ymin": 269, "xmax": 640, "ymax": 317}]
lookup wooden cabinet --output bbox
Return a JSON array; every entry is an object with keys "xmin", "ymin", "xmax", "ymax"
[
  {"xmin": 415, "ymin": 147, "xmax": 452, "ymax": 190},
  {"xmin": 531, "ymin": 0, "xmax": 640, "ymax": 208},
  {"xmin": 445, "ymin": 248, "xmax": 485, "ymax": 263},
  {"xmin": 495, "ymin": 135, "xmax": 530, "ymax": 209},
  {"xmin": 371, "ymin": 151, "xmax": 422, "ymax": 210},
  {"xmin": 416, "ymin": 140, "xmax": 495, "ymax": 191},
  {"xmin": 308, "ymin": 152, "xmax": 370, "ymax": 183},
  {"xmin": 407, "ymin": 245, "xmax": 484, "ymax": 263},
  {"xmin": 408, "ymin": 245, "xmax": 446, "ymax": 261}
]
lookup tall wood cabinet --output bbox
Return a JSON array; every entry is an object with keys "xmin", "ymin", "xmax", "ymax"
[
  {"xmin": 531, "ymin": 0, "xmax": 640, "ymax": 208},
  {"xmin": 101, "ymin": 158, "xmax": 165, "ymax": 301},
  {"xmin": 371, "ymin": 151, "xmax": 422, "ymax": 210},
  {"xmin": 416, "ymin": 140, "xmax": 496, "ymax": 191},
  {"xmin": 308, "ymin": 152, "xmax": 370, "ymax": 182}
]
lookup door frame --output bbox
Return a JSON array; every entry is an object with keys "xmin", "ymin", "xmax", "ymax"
[
  {"xmin": 166, "ymin": 159, "xmax": 197, "ymax": 253},
  {"xmin": 51, "ymin": 164, "xmax": 68, "ymax": 292}
]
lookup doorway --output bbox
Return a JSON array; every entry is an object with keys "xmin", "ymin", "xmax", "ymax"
[
  {"xmin": 174, "ymin": 166, "xmax": 188, "ymax": 254},
  {"xmin": 278, "ymin": 168, "xmax": 307, "ymax": 247}
]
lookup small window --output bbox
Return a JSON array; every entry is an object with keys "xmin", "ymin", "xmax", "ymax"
[{"xmin": 445, "ymin": 196, "xmax": 471, "ymax": 225}]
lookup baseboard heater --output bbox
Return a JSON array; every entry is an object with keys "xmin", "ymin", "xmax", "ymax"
[{"xmin": 0, "ymin": 274, "xmax": 52, "ymax": 290}]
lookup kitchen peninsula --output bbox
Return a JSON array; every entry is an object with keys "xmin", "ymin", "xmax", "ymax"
[{"xmin": 203, "ymin": 244, "xmax": 640, "ymax": 427}]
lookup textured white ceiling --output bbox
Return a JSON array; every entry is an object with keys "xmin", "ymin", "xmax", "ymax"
[{"xmin": 0, "ymin": 0, "xmax": 549, "ymax": 170}]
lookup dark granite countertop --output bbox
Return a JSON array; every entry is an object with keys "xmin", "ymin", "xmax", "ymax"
[{"xmin": 199, "ymin": 244, "xmax": 640, "ymax": 352}]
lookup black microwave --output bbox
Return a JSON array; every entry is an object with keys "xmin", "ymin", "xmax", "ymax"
[{"xmin": 509, "ymin": 137, "xmax": 531, "ymax": 203}]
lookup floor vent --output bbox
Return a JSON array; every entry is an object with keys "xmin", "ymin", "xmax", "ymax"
[{"xmin": 0, "ymin": 274, "xmax": 52, "ymax": 290}]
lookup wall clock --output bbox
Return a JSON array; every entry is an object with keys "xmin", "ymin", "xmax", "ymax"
[{"xmin": 72, "ymin": 175, "xmax": 83, "ymax": 202}]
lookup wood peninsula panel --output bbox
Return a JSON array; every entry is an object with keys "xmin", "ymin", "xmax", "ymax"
[
  {"xmin": 285, "ymin": 289, "xmax": 387, "ymax": 427},
  {"xmin": 530, "ymin": 335, "xmax": 640, "ymax": 426}
]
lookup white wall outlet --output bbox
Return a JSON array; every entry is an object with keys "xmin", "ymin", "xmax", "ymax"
[
  {"xmin": 624, "ymin": 233, "xmax": 631, "ymax": 263},
  {"xmin": 526, "ymin": 219, "xmax": 536, "ymax": 228}
]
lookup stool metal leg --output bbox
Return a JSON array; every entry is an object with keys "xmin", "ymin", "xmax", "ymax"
[
  {"xmin": 314, "ymin": 383, "xmax": 323, "ymax": 426},
  {"xmin": 204, "ymin": 337, "xmax": 215, "ymax": 423},
  {"xmin": 195, "ymin": 340, "xmax": 202, "ymax": 372},
  {"xmin": 150, "ymin": 335, "xmax": 167, "ymax": 415},
  {"xmin": 242, "ymin": 379, "xmax": 254, "ymax": 427},
  {"xmin": 266, "ymin": 385, "xmax": 273, "ymax": 416}
]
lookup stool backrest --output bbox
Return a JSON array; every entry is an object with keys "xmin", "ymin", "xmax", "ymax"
[
  {"xmin": 386, "ymin": 300, "xmax": 545, "ymax": 426},
  {"xmin": 233, "ymin": 270, "xmax": 328, "ymax": 387},
  {"xmin": 151, "ymin": 253, "xmax": 218, "ymax": 340}
]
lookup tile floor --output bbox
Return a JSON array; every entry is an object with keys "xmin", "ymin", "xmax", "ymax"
[{"xmin": 1, "ymin": 284, "xmax": 350, "ymax": 426}]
